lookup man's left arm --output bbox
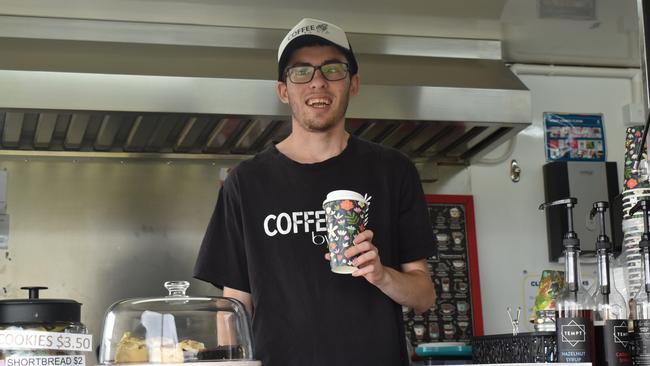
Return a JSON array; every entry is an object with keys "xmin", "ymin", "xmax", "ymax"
[{"xmin": 329, "ymin": 229, "xmax": 436, "ymax": 314}]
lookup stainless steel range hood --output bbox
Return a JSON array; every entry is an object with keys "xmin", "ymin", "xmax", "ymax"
[{"xmin": 0, "ymin": 16, "xmax": 531, "ymax": 165}]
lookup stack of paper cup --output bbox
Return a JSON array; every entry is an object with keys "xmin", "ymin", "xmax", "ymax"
[
  {"xmin": 623, "ymin": 218, "xmax": 644, "ymax": 298},
  {"xmin": 622, "ymin": 188, "xmax": 650, "ymax": 298},
  {"xmin": 622, "ymin": 188, "xmax": 650, "ymax": 219}
]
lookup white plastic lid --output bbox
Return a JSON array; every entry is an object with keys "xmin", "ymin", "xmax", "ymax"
[{"xmin": 322, "ymin": 190, "xmax": 365, "ymax": 207}]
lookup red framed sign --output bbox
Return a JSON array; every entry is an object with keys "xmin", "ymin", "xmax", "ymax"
[{"xmin": 403, "ymin": 194, "xmax": 484, "ymax": 345}]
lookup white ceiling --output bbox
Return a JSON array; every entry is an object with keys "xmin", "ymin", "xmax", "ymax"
[{"xmin": 0, "ymin": 0, "xmax": 642, "ymax": 67}]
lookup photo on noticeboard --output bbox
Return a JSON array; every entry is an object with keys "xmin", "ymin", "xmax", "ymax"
[{"xmin": 543, "ymin": 112, "xmax": 606, "ymax": 162}]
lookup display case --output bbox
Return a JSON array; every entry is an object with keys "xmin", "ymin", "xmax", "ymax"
[{"xmin": 98, "ymin": 281, "xmax": 259, "ymax": 366}]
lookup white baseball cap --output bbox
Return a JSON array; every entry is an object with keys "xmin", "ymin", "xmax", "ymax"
[{"xmin": 277, "ymin": 18, "xmax": 358, "ymax": 81}]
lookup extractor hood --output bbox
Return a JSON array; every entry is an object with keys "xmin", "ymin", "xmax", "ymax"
[{"xmin": 0, "ymin": 16, "xmax": 531, "ymax": 164}]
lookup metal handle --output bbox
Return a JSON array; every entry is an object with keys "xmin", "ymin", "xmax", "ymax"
[
  {"xmin": 631, "ymin": 199, "xmax": 650, "ymax": 216},
  {"xmin": 538, "ymin": 197, "xmax": 577, "ymax": 210},
  {"xmin": 510, "ymin": 160, "xmax": 521, "ymax": 183},
  {"xmin": 632, "ymin": 200, "xmax": 650, "ymax": 236},
  {"xmin": 589, "ymin": 201, "xmax": 609, "ymax": 219},
  {"xmin": 20, "ymin": 286, "xmax": 48, "ymax": 299}
]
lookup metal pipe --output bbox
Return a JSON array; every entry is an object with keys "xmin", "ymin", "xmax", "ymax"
[
  {"xmin": 509, "ymin": 64, "xmax": 640, "ymax": 78},
  {"xmin": 643, "ymin": 247, "xmax": 650, "ymax": 295},
  {"xmin": 567, "ymin": 206, "xmax": 575, "ymax": 239},
  {"xmin": 597, "ymin": 250, "xmax": 610, "ymax": 298},
  {"xmin": 566, "ymin": 250, "xmax": 579, "ymax": 293},
  {"xmin": 637, "ymin": 0, "xmax": 650, "ymax": 113}
]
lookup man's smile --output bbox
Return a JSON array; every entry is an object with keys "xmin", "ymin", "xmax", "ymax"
[{"xmin": 305, "ymin": 96, "xmax": 333, "ymax": 109}]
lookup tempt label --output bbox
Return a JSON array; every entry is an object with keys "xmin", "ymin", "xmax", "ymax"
[
  {"xmin": 557, "ymin": 317, "xmax": 593, "ymax": 362},
  {"xmin": 561, "ymin": 320, "xmax": 586, "ymax": 346}
]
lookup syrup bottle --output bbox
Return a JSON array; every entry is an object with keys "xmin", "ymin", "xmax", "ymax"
[
  {"xmin": 540, "ymin": 197, "xmax": 596, "ymax": 363},
  {"xmin": 591, "ymin": 201, "xmax": 631, "ymax": 366}
]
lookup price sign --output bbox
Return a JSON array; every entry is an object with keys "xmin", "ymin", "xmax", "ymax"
[
  {"xmin": 6, "ymin": 356, "xmax": 85, "ymax": 366},
  {"xmin": 0, "ymin": 331, "xmax": 92, "ymax": 352}
]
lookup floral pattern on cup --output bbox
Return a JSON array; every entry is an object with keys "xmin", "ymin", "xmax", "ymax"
[{"xmin": 323, "ymin": 197, "xmax": 369, "ymax": 273}]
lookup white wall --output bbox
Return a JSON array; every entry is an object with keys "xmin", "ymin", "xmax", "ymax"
[{"xmin": 432, "ymin": 65, "xmax": 638, "ymax": 334}]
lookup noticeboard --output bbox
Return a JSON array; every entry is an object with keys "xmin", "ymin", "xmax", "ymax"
[{"xmin": 543, "ymin": 112, "xmax": 606, "ymax": 162}]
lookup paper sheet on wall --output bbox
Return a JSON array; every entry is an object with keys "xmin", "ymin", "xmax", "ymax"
[
  {"xmin": 0, "ymin": 170, "xmax": 6, "ymax": 214},
  {"xmin": 544, "ymin": 112, "xmax": 606, "ymax": 161},
  {"xmin": 0, "ymin": 214, "xmax": 8, "ymax": 249}
]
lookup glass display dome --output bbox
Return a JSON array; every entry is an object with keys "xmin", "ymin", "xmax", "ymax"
[{"xmin": 98, "ymin": 281, "xmax": 259, "ymax": 365}]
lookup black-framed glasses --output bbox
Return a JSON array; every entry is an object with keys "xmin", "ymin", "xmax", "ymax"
[{"xmin": 285, "ymin": 62, "xmax": 349, "ymax": 84}]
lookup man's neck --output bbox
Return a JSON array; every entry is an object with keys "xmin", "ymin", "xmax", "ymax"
[{"xmin": 276, "ymin": 125, "xmax": 350, "ymax": 164}]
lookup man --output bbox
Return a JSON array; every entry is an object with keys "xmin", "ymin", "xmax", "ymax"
[{"xmin": 194, "ymin": 18, "xmax": 436, "ymax": 366}]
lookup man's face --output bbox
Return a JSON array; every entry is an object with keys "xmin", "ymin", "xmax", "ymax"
[{"xmin": 277, "ymin": 45, "xmax": 359, "ymax": 133}]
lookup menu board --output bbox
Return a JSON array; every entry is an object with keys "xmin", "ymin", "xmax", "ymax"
[{"xmin": 403, "ymin": 195, "xmax": 483, "ymax": 346}]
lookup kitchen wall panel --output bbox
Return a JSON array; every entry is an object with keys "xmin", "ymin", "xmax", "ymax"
[{"xmin": 0, "ymin": 156, "xmax": 242, "ymax": 357}]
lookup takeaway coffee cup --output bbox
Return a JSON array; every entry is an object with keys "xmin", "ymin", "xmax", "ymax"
[{"xmin": 322, "ymin": 190, "xmax": 370, "ymax": 274}]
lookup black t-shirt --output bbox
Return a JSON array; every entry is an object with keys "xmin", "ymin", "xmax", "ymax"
[{"xmin": 194, "ymin": 135, "xmax": 435, "ymax": 366}]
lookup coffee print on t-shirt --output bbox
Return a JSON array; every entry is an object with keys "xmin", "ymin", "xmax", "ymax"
[
  {"xmin": 261, "ymin": 194, "xmax": 370, "ymax": 251},
  {"xmin": 263, "ymin": 210, "xmax": 327, "ymax": 235}
]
